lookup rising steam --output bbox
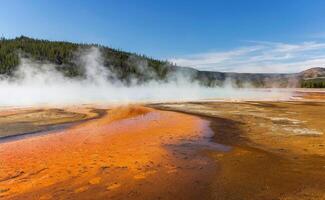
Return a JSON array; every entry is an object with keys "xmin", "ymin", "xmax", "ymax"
[{"xmin": 0, "ymin": 47, "xmax": 292, "ymax": 106}]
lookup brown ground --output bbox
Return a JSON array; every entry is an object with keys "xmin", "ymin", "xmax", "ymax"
[
  {"xmin": 0, "ymin": 106, "xmax": 102, "ymax": 139},
  {"xmin": 293, "ymin": 89, "xmax": 325, "ymax": 101},
  {"xmin": 0, "ymin": 90, "xmax": 325, "ymax": 200},
  {"xmin": 153, "ymin": 92, "xmax": 325, "ymax": 199},
  {"xmin": 0, "ymin": 106, "xmax": 217, "ymax": 200}
]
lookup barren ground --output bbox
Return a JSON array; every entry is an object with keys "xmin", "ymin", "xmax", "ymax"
[{"xmin": 0, "ymin": 90, "xmax": 325, "ymax": 200}]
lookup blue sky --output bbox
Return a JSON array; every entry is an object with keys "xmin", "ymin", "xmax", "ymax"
[{"xmin": 1, "ymin": 0, "xmax": 325, "ymax": 73}]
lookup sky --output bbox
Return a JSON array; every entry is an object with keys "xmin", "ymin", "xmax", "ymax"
[{"xmin": 1, "ymin": 0, "xmax": 325, "ymax": 73}]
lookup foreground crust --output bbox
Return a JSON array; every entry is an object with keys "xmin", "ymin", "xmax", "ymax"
[
  {"xmin": 1, "ymin": 98, "xmax": 325, "ymax": 199},
  {"xmin": 0, "ymin": 106, "xmax": 216, "ymax": 200},
  {"xmin": 155, "ymin": 101, "xmax": 325, "ymax": 199}
]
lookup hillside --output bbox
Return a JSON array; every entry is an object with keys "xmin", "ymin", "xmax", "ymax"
[
  {"xmin": 299, "ymin": 67, "xmax": 325, "ymax": 79},
  {"xmin": 0, "ymin": 36, "xmax": 172, "ymax": 84},
  {"xmin": 0, "ymin": 36, "xmax": 324, "ymax": 88}
]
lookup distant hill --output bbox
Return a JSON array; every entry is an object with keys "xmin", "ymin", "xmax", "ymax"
[
  {"xmin": 299, "ymin": 67, "xmax": 325, "ymax": 79},
  {"xmin": 0, "ymin": 36, "xmax": 324, "ymax": 88},
  {"xmin": 299, "ymin": 68, "xmax": 325, "ymax": 88}
]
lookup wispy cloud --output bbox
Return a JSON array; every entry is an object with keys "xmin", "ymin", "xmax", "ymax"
[
  {"xmin": 309, "ymin": 32, "xmax": 325, "ymax": 39},
  {"xmin": 169, "ymin": 41, "xmax": 325, "ymax": 73}
]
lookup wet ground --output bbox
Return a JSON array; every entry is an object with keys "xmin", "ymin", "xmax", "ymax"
[
  {"xmin": 0, "ymin": 106, "xmax": 219, "ymax": 200},
  {"xmin": 153, "ymin": 98, "xmax": 325, "ymax": 199},
  {"xmin": 0, "ymin": 90, "xmax": 325, "ymax": 199}
]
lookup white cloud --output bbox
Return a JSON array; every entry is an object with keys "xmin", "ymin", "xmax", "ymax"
[{"xmin": 169, "ymin": 41, "xmax": 325, "ymax": 73}]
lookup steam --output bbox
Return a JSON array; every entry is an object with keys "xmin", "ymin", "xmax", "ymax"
[{"xmin": 0, "ymin": 47, "xmax": 292, "ymax": 106}]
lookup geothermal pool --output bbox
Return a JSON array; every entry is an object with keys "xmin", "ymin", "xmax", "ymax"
[{"xmin": 0, "ymin": 90, "xmax": 325, "ymax": 199}]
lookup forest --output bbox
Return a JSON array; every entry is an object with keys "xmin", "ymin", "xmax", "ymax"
[
  {"xmin": 1, "ymin": 36, "xmax": 325, "ymax": 88},
  {"xmin": 0, "ymin": 36, "xmax": 173, "ymax": 84},
  {"xmin": 301, "ymin": 78, "xmax": 325, "ymax": 88}
]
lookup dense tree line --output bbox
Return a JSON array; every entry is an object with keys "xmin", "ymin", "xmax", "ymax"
[
  {"xmin": 0, "ymin": 36, "xmax": 240, "ymax": 87},
  {"xmin": 2, "ymin": 36, "xmax": 324, "ymax": 88},
  {"xmin": 0, "ymin": 36, "xmax": 171, "ymax": 83},
  {"xmin": 301, "ymin": 78, "xmax": 325, "ymax": 88}
]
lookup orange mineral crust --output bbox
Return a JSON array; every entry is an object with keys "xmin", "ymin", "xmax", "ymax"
[{"xmin": 0, "ymin": 106, "xmax": 215, "ymax": 200}]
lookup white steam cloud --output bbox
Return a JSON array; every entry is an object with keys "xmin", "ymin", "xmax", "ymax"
[{"xmin": 0, "ymin": 47, "xmax": 292, "ymax": 107}]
